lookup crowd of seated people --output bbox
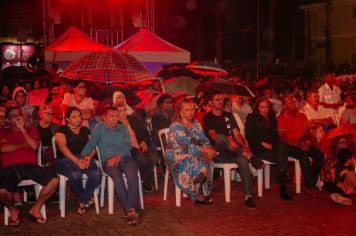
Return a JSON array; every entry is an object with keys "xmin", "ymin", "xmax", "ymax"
[{"xmin": 0, "ymin": 71, "xmax": 355, "ymax": 227}]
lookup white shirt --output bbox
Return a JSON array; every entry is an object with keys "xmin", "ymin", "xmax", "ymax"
[
  {"xmin": 232, "ymin": 102, "xmax": 252, "ymax": 124},
  {"xmin": 318, "ymin": 83, "xmax": 341, "ymax": 117},
  {"xmin": 301, "ymin": 103, "xmax": 330, "ymax": 120},
  {"xmin": 62, "ymin": 93, "xmax": 94, "ymax": 127}
]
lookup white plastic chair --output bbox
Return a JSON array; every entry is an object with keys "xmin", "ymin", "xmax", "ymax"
[
  {"xmin": 4, "ymin": 144, "xmax": 46, "ymax": 225},
  {"xmin": 261, "ymin": 156, "xmax": 322, "ymax": 196},
  {"xmin": 142, "ymin": 117, "xmax": 159, "ymax": 190},
  {"xmin": 96, "ymin": 146, "xmax": 144, "ymax": 214},
  {"xmin": 159, "ymin": 128, "xmax": 184, "ymax": 207},
  {"xmin": 52, "ymin": 137, "xmax": 99, "ymax": 217}
]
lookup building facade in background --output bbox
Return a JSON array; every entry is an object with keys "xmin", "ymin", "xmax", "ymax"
[{"xmin": 300, "ymin": 0, "xmax": 356, "ymax": 70}]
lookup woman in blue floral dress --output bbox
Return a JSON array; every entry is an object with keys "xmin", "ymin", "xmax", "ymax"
[{"xmin": 166, "ymin": 98, "xmax": 217, "ymax": 204}]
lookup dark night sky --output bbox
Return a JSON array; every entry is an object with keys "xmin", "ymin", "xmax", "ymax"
[{"xmin": 0, "ymin": 0, "xmax": 322, "ymax": 63}]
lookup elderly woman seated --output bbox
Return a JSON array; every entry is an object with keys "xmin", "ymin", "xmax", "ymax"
[{"xmin": 165, "ymin": 98, "xmax": 217, "ymax": 204}]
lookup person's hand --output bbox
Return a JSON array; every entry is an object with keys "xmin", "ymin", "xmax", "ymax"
[
  {"xmin": 106, "ymin": 155, "xmax": 121, "ymax": 167},
  {"xmin": 227, "ymin": 136, "xmax": 238, "ymax": 151},
  {"xmin": 200, "ymin": 146, "xmax": 217, "ymax": 161},
  {"xmin": 15, "ymin": 117, "xmax": 25, "ymax": 132},
  {"xmin": 261, "ymin": 142, "xmax": 273, "ymax": 150},
  {"xmin": 76, "ymin": 159, "xmax": 87, "ymax": 170},
  {"xmin": 82, "ymin": 155, "xmax": 91, "ymax": 168},
  {"xmin": 139, "ymin": 141, "xmax": 148, "ymax": 153}
]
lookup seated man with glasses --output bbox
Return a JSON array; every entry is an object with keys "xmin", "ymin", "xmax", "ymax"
[{"xmin": 61, "ymin": 80, "xmax": 93, "ymax": 128}]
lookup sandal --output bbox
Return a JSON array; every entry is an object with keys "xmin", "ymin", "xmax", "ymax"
[
  {"xmin": 8, "ymin": 217, "xmax": 21, "ymax": 227},
  {"xmin": 194, "ymin": 195, "xmax": 213, "ymax": 205},
  {"xmin": 77, "ymin": 205, "xmax": 86, "ymax": 215},
  {"xmin": 126, "ymin": 209, "xmax": 140, "ymax": 225},
  {"xmin": 28, "ymin": 214, "xmax": 46, "ymax": 224},
  {"xmin": 86, "ymin": 198, "xmax": 95, "ymax": 207}
]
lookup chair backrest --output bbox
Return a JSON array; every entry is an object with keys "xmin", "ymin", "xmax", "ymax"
[
  {"xmin": 146, "ymin": 118, "xmax": 153, "ymax": 134},
  {"xmin": 52, "ymin": 136, "xmax": 57, "ymax": 159},
  {"xmin": 95, "ymin": 146, "xmax": 105, "ymax": 172},
  {"xmin": 158, "ymin": 128, "xmax": 169, "ymax": 156}
]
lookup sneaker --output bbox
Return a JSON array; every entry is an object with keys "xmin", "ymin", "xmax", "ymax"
[
  {"xmin": 280, "ymin": 186, "xmax": 293, "ymax": 201},
  {"xmin": 142, "ymin": 183, "xmax": 153, "ymax": 193},
  {"xmin": 330, "ymin": 193, "xmax": 352, "ymax": 206},
  {"xmin": 302, "ymin": 186, "xmax": 319, "ymax": 199},
  {"xmin": 244, "ymin": 197, "xmax": 256, "ymax": 209}
]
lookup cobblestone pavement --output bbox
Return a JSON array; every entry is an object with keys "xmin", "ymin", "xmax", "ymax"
[{"xmin": 1, "ymin": 176, "xmax": 355, "ymax": 236}]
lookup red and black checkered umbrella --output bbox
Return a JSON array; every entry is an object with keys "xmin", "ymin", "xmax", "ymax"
[{"xmin": 61, "ymin": 50, "xmax": 153, "ymax": 83}]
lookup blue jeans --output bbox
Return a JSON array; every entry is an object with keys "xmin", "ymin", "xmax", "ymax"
[
  {"xmin": 55, "ymin": 158, "xmax": 100, "ymax": 204},
  {"xmin": 102, "ymin": 156, "xmax": 140, "ymax": 212}
]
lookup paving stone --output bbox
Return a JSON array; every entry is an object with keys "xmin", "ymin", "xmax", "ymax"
[{"xmin": 0, "ymin": 176, "xmax": 355, "ymax": 235}]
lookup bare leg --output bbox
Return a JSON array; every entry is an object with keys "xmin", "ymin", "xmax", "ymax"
[
  {"xmin": 0, "ymin": 189, "xmax": 19, "ymax": 224},
  {"xmin": 29, "ymin": 178, "xmax": 59, "ymax": 223},
  {"xmin": 343, "ymin": 171, "xmax": 356, "ymax": 194}
]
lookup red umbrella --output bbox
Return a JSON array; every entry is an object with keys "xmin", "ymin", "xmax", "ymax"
[
  {"xmin": 61, "ymin": 51, "xmax": 153, "ymax": 84},
  {"xmin": 319, "ymin": 124, "xmax": 356, "ymax": 152}
]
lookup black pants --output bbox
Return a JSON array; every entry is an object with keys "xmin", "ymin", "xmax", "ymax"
[
  {"xmin": 285, "ymin": 145, "xmax": 324, "ymax": 188},
  {"xmin": 258, "ymin": 143, "xmax": 289, "ymax": 185}
]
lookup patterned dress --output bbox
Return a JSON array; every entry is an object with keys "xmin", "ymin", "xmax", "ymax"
[{"xmin": 166, "ymin": 120, "xmax": 213, "ymax": 201}]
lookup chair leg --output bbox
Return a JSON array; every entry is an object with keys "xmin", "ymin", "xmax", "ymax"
[
  {"xmin": 163, "ymin": 169, "xmax": 169, "ymax": 200},
  {"xmin": 59, "ymin": 176, "xmax": 66, "ymax": 218},
  {"xmin": 23, "ymin": 190, "xmax": 27, "ymax": 202},
  {"xmin": 100, "ymin": 176, "xmax": 106, "ymax": 208},
  {"xmin": 264, "ymin": 165, "xmax": 271, "ymax": 189},
  {"xmin": 223, "ymin": 167, "xmax": 231, "ymax": 202},
  {"xmin": 175, "ymin": 185, "xmax": 181, "ymax": 207},
  {"xmin": 294, "ymin": 160, "xmax": 301, "ymax": 194},
  {"xmin": 138, "ymin": 172, "xmax": 144, "ymax": 210},
  {"xmin": 4, "ymin": 207, "xmax": 9, "ymax": 225},
  {"xmin": 153, "ymin": 165, "xmax": 158, "ymax": 190},
  {"xmin": 108, "ymin": 177, "xmax": 114, "ymax": 214},
  {"xmin": 257, "ymin": 169, "xmax": 263, "ymax": 197},
  {"xmin": 317, "ymin": 176, "xmax": 322, "ymax": 191},
  {"xmin": 94, "ymin": 188, "xmax": 100, "ymax": 214},
  {"xmin": 231, "ymin": 169, "xmax": 236, "ymax": 181}
]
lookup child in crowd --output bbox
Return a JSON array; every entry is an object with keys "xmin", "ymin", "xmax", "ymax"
[
  {"xmin": 329, "ymin": 148, "xmax": 355, "ymax": 206},
  {"xmin": 334, "ymin": 148, "xmax": 356, "ymax": 195}
]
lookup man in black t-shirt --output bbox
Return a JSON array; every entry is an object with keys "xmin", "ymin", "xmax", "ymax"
[{"xmin": 203, "ymin": 91, "xmax": 263, "ymax": 209}]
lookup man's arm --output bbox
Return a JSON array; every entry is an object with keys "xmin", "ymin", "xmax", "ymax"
[
  {"xmin": 232, "ymin": 128, "xmax": 248, "ymax": 150},
  {"xmin": 21, "ymin": 128, "xmax": 39, "ymax": 151},
  {"xmin": 1, "ymin": 142, "xmax": 28, "ymax": 152}
]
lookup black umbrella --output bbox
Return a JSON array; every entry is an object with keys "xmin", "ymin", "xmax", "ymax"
[
  {"xmin": 155, "ymin": 63, "xmax": 200, "ymax": 80},
  {"xmin": 1, "ymin": 65, "xmax": 34, "ymax": 78},
  {"xmin": 196, "ymin": 80, "xmax": 254, "ymax": 97}
]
